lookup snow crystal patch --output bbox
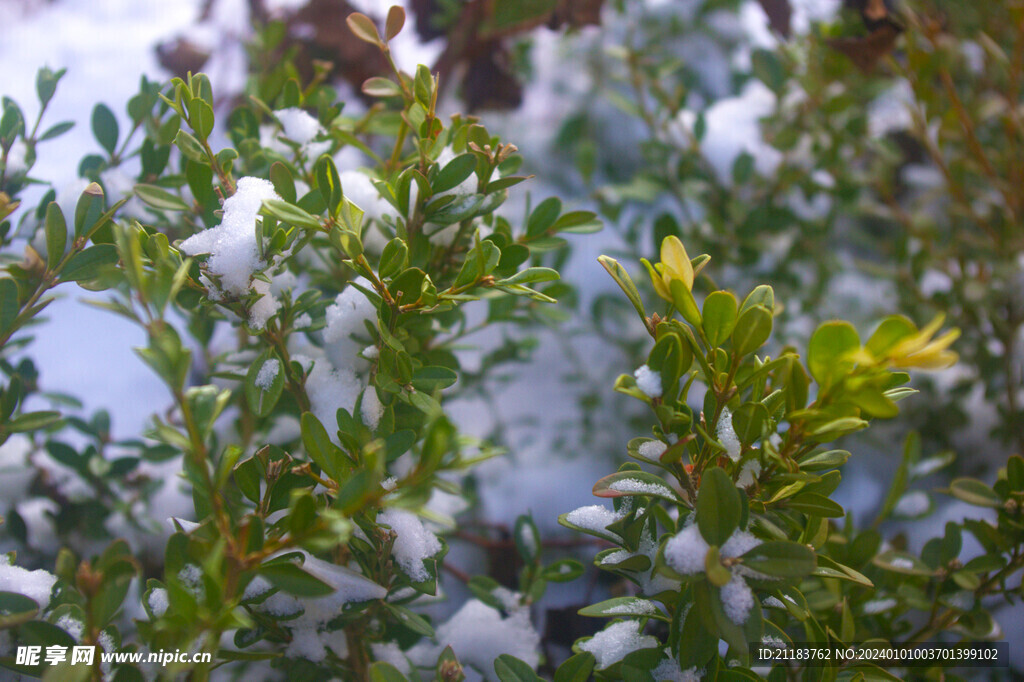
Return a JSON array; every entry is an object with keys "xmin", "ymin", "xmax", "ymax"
[
  {"xmin": 377, "ymin": 509, "xmax": 442, "ymax": 582},
  {"xmin": 407, "ymin": 597, "xmax": 540, "ymax": 675},
  {"xmin": 0, "ymin": 555, "xmax": 57, "ymax": 608},
  {"xmin": 565, "ymin": 505, "xmax": 624, "ymax": 540},
  {"xmin": 890, "ymin": 557, "xmax": 915, "ymax": 570},
  {"xmin": 638, "ymin": 440, "xmax": 668, "ymax": 459},
  {"xmin": 634, "ymin": 364, "xmax": 663, "ymax": 398},
  {"xmin": 721, "ymin": 574, "xmax": 754, "ymax": 624},
  {"xmin": 56, "ymin": 614, "xmax": 84, "ymax": 641},
  {"xmin": 371, "ymin": 641, "xmax": 411, "ymax": 674},
  {"xmin": 609, "ymin": 478, "xmax": 675, "ymax": 498},
  {"xmin": 147, "ymin": 588, "xmax": 169, "ymax": 617},
  {"xmin": 275, "ymin": 108, "xmax": 322, "ymax": 146},
  {"xmin": 761, "ymin": 635, "xmax": 785, "ymax": 648},
  {"xmin": 381, "ymin": 477, "xmax": 398, "ymax": 492},
  {"xmin": 177, "ymin": 564, "xmax": 205, "ymax": 601},
  {"xmin": 663, "ymin": 524, "xmax": 709, "ymax": 575},
  {"xmin": 518, "ymin": 522, "xmax": 538, "ymax": 557},
  {"xmin": 579, "ymin": 620, "xmax": 658, "ymax": 670},
  {"xmin": 736, "ymin": 458, "xmax": 761, "ymax": 487},
  {"xmin": 603, "ymin": 600, "xmax": 657, "ymax": 616},
  {"xmin": 600, "ymin": 549, "xmax": 632, "ymax": 565},
  {"xmin": 720, "ymin": 530, "xmax": 760, "ymax": 559},
  {"xmin": 360, "ymin": 386, "xmax": 383, "ymax": 430},
  {"xmin": 255, "ymin": 358, "xmax": 280, "ymax": 391},
  {"xmin": 179, "ymin": 176, "xmax": 280, "ymax": 297},
  {"xmin": 324, "ymin": 281, "xmax": 377, "ymax": 370},
  {"xmin": 652, "ymin": 653, "xmax": 703, "ymax": 682},
  {"xmin": 306, "ymin": 362, "xmax": 363, "ymax": 433},
  {"xmin": 716, "ymin": 408, "xmax": 741, "ymax": 461},
  {"xmin": 339, "ymin": 170, "xmax": 393, "ymax": 224},
  {"xmin": 249, "ymin": 277, "xmax": 280, "ymax": 330},
  {"xmin": 293, "ymin": 313, "xmax": 313, "ymax": 329},
  {"xmin": 762, "ymin": 596, "xmax": 785, "ymax": 608}
]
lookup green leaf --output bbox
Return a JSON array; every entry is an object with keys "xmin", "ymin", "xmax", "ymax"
[
  {"xmin": 798, "ymin": 449, "xmax": 850, "ymax": 471},
  {"xmin": 174, "ymin": 129, "xmax": 208, "ymax": 163},
  {"xmin": 947, "ymin": 478, "xmax": 1001, "ymax": 507},
  {"xmin": 496, "ymin": 267, "xmax": 559, "ymax": 286},
  {"xmin": 434, "ymin": 153, "xmax": 477, "ymax": 193},
  {"xmin": 35, "ymin": 66, "xmax": 65, "ymax": 107},
  {"xmin": 245, "ymin": 352, "xmax": 285, "ymax": 417},
  {"xmin": 785, "ymin": 492, "xmax": 845, "ymax": 517},
  {"xmin": 697, "ymin": 467, "xmax": 741, "ymax": 545},
  {"xmin": 61, "ymin": 244, "xmax": 119, "ymax": 282},
  {"xmin": 552, "ymin": 210, "xmax": 601, "ymax": 233},
  {"xmin": 315, "ymin": 154, "xmax": 342, "ymax": 217},
  {"xmin": 808, "ymin": 321, "xmax": 860, "ymax": 390},
  {"xmin": 7, "ymin": 410, "xmax": 62, "ymax": 432},
  {"xmin": 44, "ymin": 203, "xmax": 67, "ymax": 270},
  {"xmin": 369, "ymin": 662, "xmax": 409, "ymax": 682},
  {"xmin": 39, "ymin": 120, "xmax": 74, "ymax": 142},
  {"xmin": 702, "ymin": 291, "xmax": 738, "ymax": 347},
  {"xmin": 731, "ymin": 304, "xmax": 772, "ymax": 357},
  {"xmin": 553, "ymin": 652, "xmax": 595, "ymax": 682},
  {"xmin": 379, "ymin": 239, "xmax": 409, "ymax": 279},
  {"xmin": 578, "ymin": 597, "xmax": 667, "ymax": 620},
  {"xmin": 260, "ymin": 199, "xmax": 322, "ymax": 231},
  {"xmin": 0, "ymin": 591, "xmax": 41, "ymax": 627},
  {"xmin": 258, "ymin": 562, "xmax": 334, "ymax": 597},
  {"xmin": 347, "ymin": 12, "xmax": 382, "ymax": 45},
  {"xmin": 593, "ymin": 470, "xmax": 681, "ymax": 503},
  {"xmin": 91, "ymin": 103, "xmax": 118, "ymax": 155},
  {"xmin": 188, "ymin": 98, "xmax": 215, "ymax": 139},
  {"xmin": 598, "ymin": 255, "xmax": 646, "ymax": 323},
  {"xmin": 526, "ymin": 197, "xmax": 561, "ymax": 238},
  {"xmin": 135, "ymin": 184, "xmax": 189, "ymax": 211},
  {"xmin": 542, "ymin": 559, "xmax": 584, "ymax": 583},
  {"xmin": 73, "ymin": 182, "xmax": 105, "ymax": 238},
  {"xmin": 0, "ymin": 276, "xmax": 20, "ymax": 338},
  {"xmin": 300, "ymin": 412, "xmax": 342, "ymax": 481},
  {"xmin": 494, "ymin": 654, "xmax": 541, "ymax": 682},
  {"xmin": 731, "ymin": 402, "xmax": 768, "ymax": 447},
  {"xmin": 385, "ymin": 5, "xmax": 406, "ymax": 40},
  {"xmin": 740, "ymin": 541, "xmax": 816, "ymax": 578}
]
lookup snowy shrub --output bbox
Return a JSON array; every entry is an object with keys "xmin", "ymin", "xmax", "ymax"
[
  {"xmin": 568, "ymin": 0, "xmax": 1024, "ymax": 461},
  {"xmin": 537, "ymin": 237, "xmax": 1024, "ymax": 679},
  {"xmin": 0, "ymin": 7, "xmax": 597, "ymax": 679}
]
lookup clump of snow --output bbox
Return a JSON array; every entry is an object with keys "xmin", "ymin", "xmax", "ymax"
[
  {"xmin": 634, "ymin": 365, "xmax": 663, "ymax": 398},
  {"xmin": 736, "ymin": 458, "xmax": 761, "ymax": 487},
  {"xmin": 179, "ymin": 176, "xmax": 280, "ymax": 296},
  {"xmin": 407, "ymin": 597, "xmax": 540, "ymax": 676},
  {"xmin": 293, "ymin": 313, "xmax": 313, "ymax": 330},
  {"xmin": 518, "ymin": 522, "xmax": 538, "ymax": 558},
  {"xmin": 15, "ymin": 497, "xmax": 59, "ymax": 553},
  {"xmin": 306, "ymin": 362, "xmax": 362, "ymax": 432},
  {"xmin": 600, "ymin": 549, "xmax": 632, "ymax": 566},
  {"xmin": 339, "ymin": 170, "xmax": 394, "ymax": 225},
  {"xmin": 890, "ymin": 557, "xmax": 915, "ymax": 570},
  {"xmin": 177, "ymin": 564, "xmax": 205, "ymax": 601},
  {"xmin": 0, "ymin": 555, "xmax": 56, "ymax": 608},
  {"xmin": 609, "ymin": 478, "xmax": 676, "ymax": 498},
  {"xmin": 716, "ymin": 408, "xmax": 742, "ymax": 461},
  {"xmin": 579, "ymin": 620, "xmax": 658, "ymax": 670},
  {"xmin": 638, "ymin": 440, "xmax": 668, "ymax": 459},
  {"xmin": 377, "ymin": 508, "xmax": 442, "ymax": 582},
  {"xmin": 261, "ymin": 108, "xmax": 330, "ymax": 160},
  {"xmin": 249, "ymin": 277, "xmax": 281, "ymax": 330},
  {"xmin": 894, "ymin": 491, "xmax": 930, "ymax": 517},
  {"xmin": 371, "ymin": 641, "xmax": 411, "ymax": 674},
  {"xmin": 565, "ymin": 504, "xmax": 625, "ymax": 540},
  {"xmin": 324, "ymin": 281, "xmax": 377, "ymax": 369},
  {"xmin": 381, "ymin": 477, "xmax": 398, "ymax": 492},
  {"xmin": 362, "ymin": 344, "xmax": 379, "ymax": 359},
  {"xmin": 762, "ymin": 596, "xmax": 785, "ymax": 608},
  {"xmin": 861, "ymin": 598, "xmax": 898, "ymax": 615},
  {"xmin": 761, "ymin": 635, "xmax": 785, "ymax": 648},
  {"xmin": 663, "ymin": 524, "xmax": 709, "ymax": 575},
  {"xmin": 720, "ymin": 573, "xmax": 754, "ymax": 624},
  {"xmin": 361, "ymin": 386, "xmax": 383, "ymax": 430},
  {"xmin": 255, "ymin": 552, "xmax": 387, "ymax": 662},
  {"xmin": 603, "ymin": 600, "xmax": 658, "ymax": 616},
  {"xmin": 720, "ymin": 530, "xmax": 760, "ymax": 560},
  {"xmin": 147, "ymin": 588, "xmax": 169, "ymax": 617},
  {"xmin": 56, "ymin": 614, "xmax": 84, "ymax": 641},
  {"xmin": 255, "ymin": 358, "xmax": 280, "ymax": 391},
  {"xmin": 652, "ymin": 652, "xmax": 703, "ymax": 682},
  {"xmin": 701, "ymin": 81, "xmax": 782, "ymax": 182}
]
